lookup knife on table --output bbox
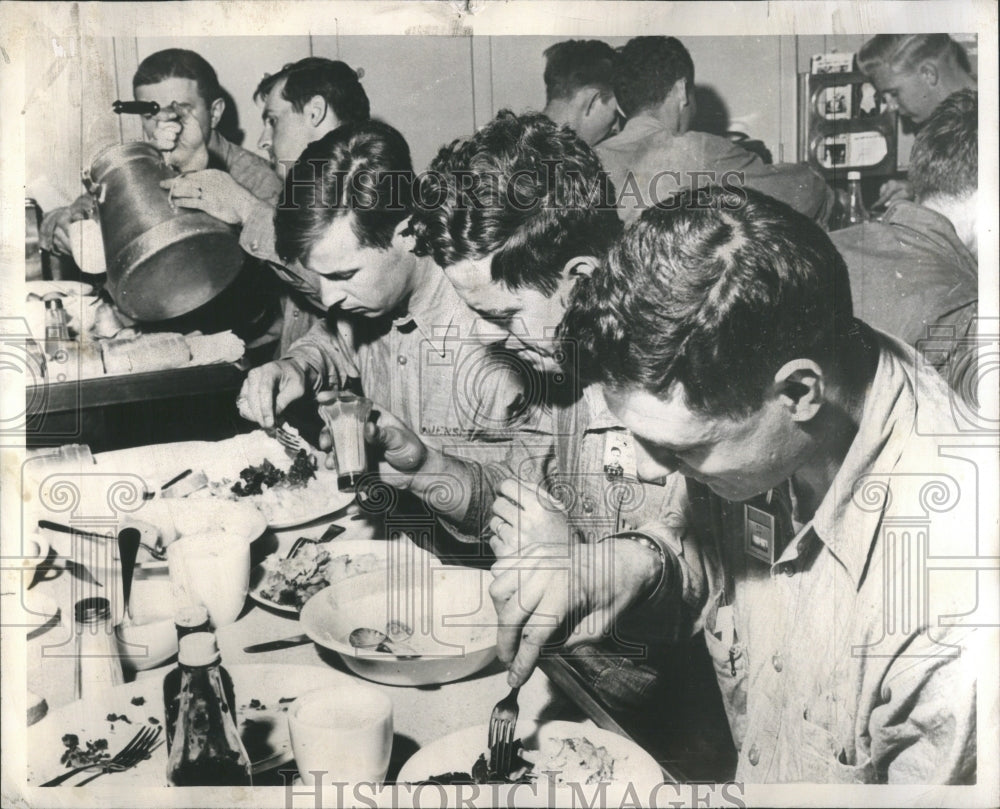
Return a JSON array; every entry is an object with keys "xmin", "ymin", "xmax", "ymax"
[{"xmin": 243, "ymin": 634, "xmax": 312, "ymax": 654}]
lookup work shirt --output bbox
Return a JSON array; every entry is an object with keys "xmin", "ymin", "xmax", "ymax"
[
  {"xmin": 208, "ymin": 131, "xmax": 283, "ymax": 205},
  {"xmin": 639, "ymin": 328, "xmax": 979, "ymax": 783},
  {"xmin": 831, "ymin": 200, "xmax": 978, "ymax": 393},
  {"xmin": 239, "ymin": 197, "xmax": 325, "ymax": 354},
  {"xmin": 596, "ymin": 115, "xmax": 835, "ymax": 225},
  {"xmin": 283, "ymin": 262, "xmax": 525, "ymax": 464}
]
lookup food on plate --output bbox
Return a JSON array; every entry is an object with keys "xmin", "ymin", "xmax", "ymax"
[
  {"xmin": 231, "ymin": 450, "xmax": 316, "ymax": 497},
  {"xmin": 258, "ymin": 545, "xmax": 382, "ymax": 610},
  {"xmin": 60, "ymin": 734, "xmax": 110, "ymax": 769},
  {"xmin": 422, "ymin": 736, "xmax": 616, "ymax": 786}
]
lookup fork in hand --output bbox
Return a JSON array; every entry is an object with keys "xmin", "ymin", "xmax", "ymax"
[
  {"xmin": 40, "ymin": 725, "xmax": 164, "ymax": 787},
  {"xmin": 267, "ymin": 423, "xmax": 309, "ymax": 459},
  {"xmin": 488, "ymin": 686, "xmax": 520, "ymax": 779}
]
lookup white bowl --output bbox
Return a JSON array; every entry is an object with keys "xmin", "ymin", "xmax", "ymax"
[
  {"xmin": 115, "ymin": 579, "xmax": 178, "ymax": 671},
  {"xmin": 300, "ymin": 565, "xmax": 497, "ymax": 686}
]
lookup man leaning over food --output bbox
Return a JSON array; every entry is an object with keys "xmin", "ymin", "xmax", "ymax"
[
  {"xmin": 237, "ymin": 120, "xmax": 529, "ymax": 554},
  {"xmin": 489, "ymin": 185, "xmax": 980, "ymax": 784}
]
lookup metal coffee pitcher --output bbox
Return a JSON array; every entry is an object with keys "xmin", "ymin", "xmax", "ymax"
[{"xmin": 84, "ymin": 141, "xmax": 244, "ymax": 321}]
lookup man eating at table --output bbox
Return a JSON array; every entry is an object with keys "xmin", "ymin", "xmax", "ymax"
[
  {"xmin": 238, "ymin": 120, "xmax": 528, "ymax": 538},
  {"xmin": 359, "ymin": 112, "xmax": 732, "ymax": 758},
  {"xmin": 490, "ymin": 185, "xmax": 979, "ymax": 783}
]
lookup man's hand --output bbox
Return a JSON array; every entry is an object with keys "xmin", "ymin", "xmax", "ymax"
[
  {"xmin": 39, "ymin": 195, "xmax": 95, "ymax": 255},
  {"xmin": 873, "ymin": 179, "xmax": 914, "ymax": 210},
  {"xmin": 237, "ymin": 358, "xmax": 311, "ymax": 428},
  {"xmin": 160, "ymin": 170, "xmax": 258, "ymax": 225},
  {"xmin": 147, "ymin": 103, "xmax": 210, "ymax": 173},
  {"xmin": 489, "ymin": 478, "xmax": 575, "ymax": 558},
  {"xmin": 489, "ymin": 539, "xmax": 662, "ymax": 687}
]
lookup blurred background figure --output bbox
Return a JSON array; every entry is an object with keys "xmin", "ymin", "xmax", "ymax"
[{"xmin": 541, "ymin": 39, "xmax": 619, "ymax": 146}]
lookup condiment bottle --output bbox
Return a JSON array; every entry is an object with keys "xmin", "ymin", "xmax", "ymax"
[
  {"xmin": 164, "ymin": 632, "xmax": 252, "ymax": 787},
  {"xmin": 845, "ymin": 170, "xmax": 870, "ymax": 225},
  {"xmin": 73, "ymin": 597, "xmax": 124, "ymax": 699},
  {"xmin": 174, "ymin": 604, "xmax": 211, "ymax": 641},
  {"xmin": 43, "ymin": 295, "xmax": 71, "ymax": 359}
]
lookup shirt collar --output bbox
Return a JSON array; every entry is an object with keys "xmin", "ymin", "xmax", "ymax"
[
  {"xmin": 584, "ymin": 385, "xmax": 625, "ymax": 431},
  {"xmin": 774, "ymin": 333, "xmax": 913, "ymax": 587},
  {"xmin": 601, "ymin": 114, "xmax": 666, "ymax": 147},
  {"xmin": 391, "ymin": 260, "xmax": 457, "ymax": 357}
]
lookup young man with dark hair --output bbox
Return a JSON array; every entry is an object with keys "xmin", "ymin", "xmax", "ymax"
[
  {"xmin": 497, "ymin": 186, "xmax": 979, "ymax": 783},
  {"xmin": 238, "ymin": 120, "xmax": 524, "ymax": 481},
  {"xmin": 542, "ymin": 39, "xmax": 618, "ymax": 146},
  {"xmin": 40, "ymin": 48, "xmax": 281, "ymax": 255},
  {"xmin": 364, "ymin": 112, "xmax": 723, "ymax": 731},
  {"xmin": 596, "ymin": 36, "xmax": 835, "ymax": 224},
  {"xmin": 164, "ymin": 57, "xmax": 371, "ymax": 353},
  {"xmin": 832, "ymin": 89, "xmax": 978, "ymax": 393}
]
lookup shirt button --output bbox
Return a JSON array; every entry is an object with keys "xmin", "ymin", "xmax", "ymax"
[
  {"xmin": 582, "ymin": 496, "xmax": 596, "ymax": 514},
  {"xmin": 292, "ymin": 310, "xmax": 299, "ymax": 318},
  {"xmin": 747, "ymin": 744, "xmax": 760, "ymax": 766},
  {"xmin": 397, "ymin": 355, "xmax": 407, "ymax": 365},
  {"xmin": 783, "ymin": 563, "xmax": 796, "ymax": 576},
  {"xmin": 772, "ymin": 653, "xmax": 783, "ymax": 672}
]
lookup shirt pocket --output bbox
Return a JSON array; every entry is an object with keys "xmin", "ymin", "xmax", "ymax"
[
  {"xmin": 798, "ymin": 716, "xmax": 875, "ymax": 783},
  {"xmin": 703, "ymin": 613, "xmax": 748, "ymax": 749}
]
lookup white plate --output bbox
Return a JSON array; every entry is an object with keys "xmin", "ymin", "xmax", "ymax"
[
  {"xmin": 27, "ymin": 663, "xmax": 357, "ymax": 786},
  {"xmin": 0, "ymin": 588, "xmax": 60, "ymax": 639},
  {"xmin": 397, "ymin": 720, "xmax": 664, "ymax": 799},
  {"xmin": 248, "ymin": 539, "xmax": 408, "ymax": 616},
  {"xmin": 96, "ymin": 432, "xmax": 355, "ymax": 529}
]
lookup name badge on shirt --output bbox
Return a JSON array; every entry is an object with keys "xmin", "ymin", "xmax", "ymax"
[
  {"xmin": 603, "ymin": 432, "xmax": 638, "ymax": 481},
  {"xmin": 744, "ymin": 503, "xmax": 778, "ymax": 564}
]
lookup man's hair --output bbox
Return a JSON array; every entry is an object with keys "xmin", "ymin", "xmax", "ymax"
[
  {"xmin": 274, "ymin": 120, "xmax": 413, "ymax": 265},
  {"xmin": 613, "ymin": 37, "xmax": 694, "ymax": 118},
  {"xmin": 909, "ymin": 89, "xmax": 978, "ymax": 202},
  {"xmin": 857, "ymin": 34, "xmax": 973, "ymax": 77},
  {"xmin": 254, "ymin": 57, "xmax": 370, "ymax": 125},
  {"xmin": 133, "ymin": 49, "xmax": 223, "ymax": 105},
  {"xmin": 562, "ymin": 187, "xmax": 856, "ymax": 419},
  {"xmin": 543, "ymin": 40, "xmax": 616, "ymax": 103},
  {"xmin": 409, "ymin": 110, "xmax": 622, "ymax": 296}
]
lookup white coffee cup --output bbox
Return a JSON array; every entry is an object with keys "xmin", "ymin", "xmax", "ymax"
[
  {"xmin": 167, "ymin": 532, "xmax": 250, "ymax": 628},
  {"xmin": 288, "ymin": 685, "xmax": 394, "ymax": 786}
]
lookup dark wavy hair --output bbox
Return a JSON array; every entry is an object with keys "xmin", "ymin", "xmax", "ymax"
[
  {"xmin": 613, "ymin": 37, "xmax": 695, "ymax": 118},
  {"xmin": 255, "ymin": 57, "xmax": 370, "ymax": 125},
  {"xmin": 274, "ymin": 120, "xmax": 413, "ymax": 265},
  {"xmin": 133, "ymin": 49, "xmax": 223, "ymax": 106},
  {"xmin": 562, "ymin": 186, "xmax": 857, "ymax": 418},
  {"xmin": 909, "ymin": 89, "xmax": 978, "ymax": 202},
  {"xmin": 543, "ymin": 40, "xmax": 616, "ymax": 103},
  {"xmin": 409, "ymin": 110, "xmax": 622, "ymax": 295}
]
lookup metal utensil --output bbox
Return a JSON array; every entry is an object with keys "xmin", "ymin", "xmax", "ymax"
[
  {"xmin": 39, "ymin": 725, "xmax": 161, "ymax": 787},
  {"xmin": 73, "ymin": 725, "xmax": 163, "ymax": 787},
  {"xmin": 243, "ymin": 633, "xmax": 312, "ymax": 654},
  {"xmin": 348, "ymin": 627, "xmax": 419, "ymax": 658},
  {"xmin": 488, "ymin": 686, "xmax": 520, "ymax": 779},
  {"xmin": 117, "ymin": 528, "xmax": 141, "ymax": 618},
  {"xmin": 38, "ymin": 519, "xmax": 167, "ymax": 561}
]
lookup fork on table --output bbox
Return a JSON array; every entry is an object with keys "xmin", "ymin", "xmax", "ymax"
[
  {"xmin": 488, "ymin": 686, "xmax": 520, "ymax": 779},
  {"xmin": 40, "ymin": 725, "xmax": 164, "ymax": 787}
]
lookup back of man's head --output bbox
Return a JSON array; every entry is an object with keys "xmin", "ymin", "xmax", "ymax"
[
  {"xmin": 858, "ymin": 34, "xmax": 972, "ymax": 80},
  {"xmin": 613, "ymin": 36, "xmax": 694, "ymax": 118},
  {"xmin": 410, "ymin": 110, "xmax": 622, "ymax": 296},
  {"xmin": 543, "ymin": 40, "xmax": 616, "ymax": 104},
  {"xmin": 563, "ymin": 186, "xmax": 856, "ymax": 419},
  {"xmin": 255, "ymin": 57, "xmax": 371, "ymax": 125},
  {"xmin": 909, "ymin": 89, "xmax": 978, "ymax": 204},
  {"xmin": 275, "ymin": 119, "xmax": 413, "ymax": 265},
  {"xmin": 133, "ymin": 48, "xmax": 222, "ymax": 105}
]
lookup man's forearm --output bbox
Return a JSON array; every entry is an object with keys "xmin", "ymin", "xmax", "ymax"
[{"xmin": 406, "ymin": 450, "xmax": 481, "ymax": 529}]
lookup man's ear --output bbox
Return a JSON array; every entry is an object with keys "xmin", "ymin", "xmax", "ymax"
[
  {"xmin": 562, "ymin": 255, "xmax": 599, "ymax": 279},
  {"xmin": 673, "ymin": 77, "xmax": 691, "ymax": 107},
  {"xmin": 583, "ymin": 89, "xmax": 604, "ymax": 117},
  {"xmin": 209, "ymin": 97, "xmax": 225, "ymax": 130},
  {"xmin": 773, "ymin": 358, "xmax": 825, "ymax": 422},
  {"xmin": 918, "ymin": 60, "xmax": 940, "ymax": 86},
  {"xmin": 305, "ymin": 94, "xmax": 330, "ymax": 127}
]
